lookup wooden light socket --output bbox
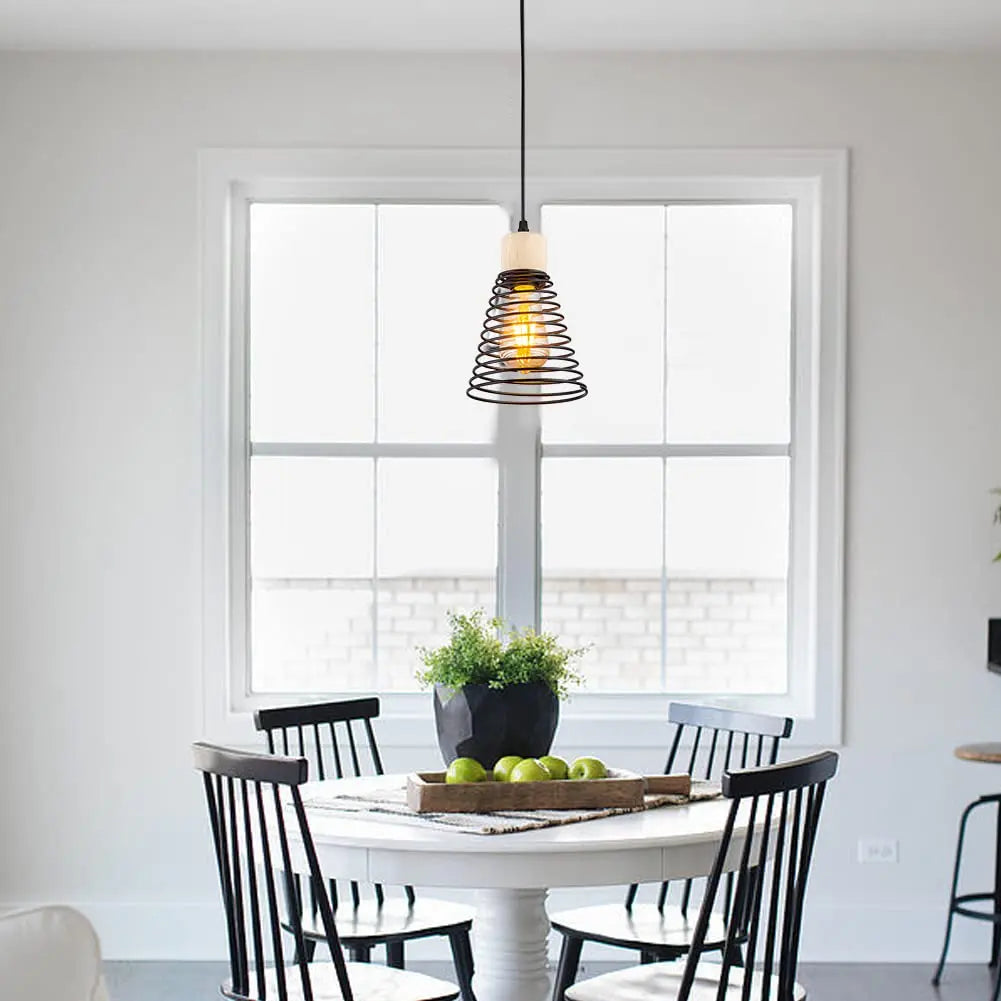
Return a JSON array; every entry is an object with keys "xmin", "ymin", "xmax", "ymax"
[{"xmin": 500, "ymin": 231, "xmax": 547, "ymax": 272}]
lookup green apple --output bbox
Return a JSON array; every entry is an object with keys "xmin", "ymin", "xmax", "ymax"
[
  {"xmin": 493, "ymin": 755, "xmax": 524, "ymax": 782},
  {"xmin": 509, "ymin": 758, "xmax": 552, "ymax": 782},
  {"xmin": 539, "ymin": 755, "xmax": 569, "ymax": 780},
  {"xmin": 569, "ymin": 756, "xmax": 608, "ymax": 780},
  {"xmin": 446, "ymin": 757, "xmax": 487, "ymax": 784}
]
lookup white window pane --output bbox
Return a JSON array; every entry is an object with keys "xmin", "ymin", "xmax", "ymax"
[
  {"xmin": 378, "ymin": 205, "xmax": 507, "ymax": 443},
  {"xmin": 666, "ymin": 205, "xmax": 792, "ymax": 444},
  {"xmin": 540, "ymin": 206, "xmax": 666, "ymax": 443},
  {"xmin": 377, "ymin": 458, "xmax": 498, "ymax": 691},
  {"xmin": 542, "ymin": 459, "xmax": 664, "ymax": 692},
  {"xmin": 250, "ymin": 457, "xmax": 373, "ymax": 578},
  {"xmin": 251, "ymin": 586, "xmax": 374, "ymax": 694},
  {"xmin": 250, "ymin": 457, "xmax": 375, "ymax": 694},
  {"xmin": 666, "ymin": 458, "xmax": 789, "ymax": 695},
  {"xmin": 250, "ymin": 204, "xmax": 375, "ymax": 442}
]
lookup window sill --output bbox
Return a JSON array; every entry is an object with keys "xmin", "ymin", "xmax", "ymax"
[{"xmin": 203, "ymin": 690, "xmax": 842, "ymax": 751}]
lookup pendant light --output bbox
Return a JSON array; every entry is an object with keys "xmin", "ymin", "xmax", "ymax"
[{"xmin": 467, "ymin": 0, "xmax": 587, "ymax": 405}]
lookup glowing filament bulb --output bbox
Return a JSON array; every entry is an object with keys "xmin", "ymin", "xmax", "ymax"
[{"xmin": 500, "ymin": 283, "xmax": 550, "ymax": 371}]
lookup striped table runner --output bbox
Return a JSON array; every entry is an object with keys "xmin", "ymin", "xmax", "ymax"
[{"xmin": 303, "ymin": 780, "xmax": 720, "ymax": 836}]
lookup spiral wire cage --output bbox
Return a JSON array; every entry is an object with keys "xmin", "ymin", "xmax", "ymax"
[{"xmin": 467, "ymin": 268, "xmax": 588, "ymax": 405}]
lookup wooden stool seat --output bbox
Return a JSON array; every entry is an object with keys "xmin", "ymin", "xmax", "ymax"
[{"xmin": 956, "ymin": 744, "xmax": 1001, "ymax": 764}]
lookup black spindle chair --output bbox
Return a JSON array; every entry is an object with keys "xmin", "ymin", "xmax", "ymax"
[
  {"xmin": 192, "ymin": 741, "xmax": 459, "ymax": 1001},
  {"xmin": 550, "ymin": 702, "xmax": 793, "ymax": 1000},
  {"xmin": 566, "ymin": 750, "xmax": 839, "ymax": 1001},
  {"xmin": 254, "ymin": 699, "xmax": 476, "ymax": 1000}
]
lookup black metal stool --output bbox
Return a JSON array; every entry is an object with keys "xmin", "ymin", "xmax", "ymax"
[{"xmin": 933, "ymin": 743, "xmax": 1001, "ymax": 1000}]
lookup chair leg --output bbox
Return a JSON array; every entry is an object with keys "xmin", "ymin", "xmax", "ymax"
[
  {"xmin": 933, "ymin": 800, "xmax": 979, "ymax": 985},
  {"xmin": 551, "ymin": 934, "xmax": 584, "ymax": 1001},
  {"xmin": 348, "ymin": 944, "xmax": 372, "ymax": 963},
  {"xmin": 447, "ymin": 929, "xmax": 476, "ymax": 1001},
  {"xmin": 387, "ymin": 940, "xmax": 405, "ymax": 969},
  {"xmin": 293, "ymin": 937, "xmax": 317, "ymax": 964},
  {"xmin": 993, "ymin": 803, "xmax": 1001, "ymax": 968},
  {"xmin": 723, "ymin": 941, "xmax": 745, "ymax": 969}
]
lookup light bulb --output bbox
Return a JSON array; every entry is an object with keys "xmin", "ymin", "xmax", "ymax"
[{"xmin": 499, "ymin": 283, "xmax": 550, "ymax": 371}]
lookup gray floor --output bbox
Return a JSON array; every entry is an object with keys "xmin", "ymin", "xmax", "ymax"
[{"xmin": 104, "ymin": 961, "xmax": 1001, "ymax": 1001}]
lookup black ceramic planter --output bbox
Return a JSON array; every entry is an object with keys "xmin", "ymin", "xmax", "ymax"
[{"xmin": 433, "ymin": 681, "xmax": 559, "ymax": 768}]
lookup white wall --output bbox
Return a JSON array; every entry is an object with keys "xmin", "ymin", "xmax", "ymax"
[{"xmin": 1, "ymin": 51, "xmax": 1001, "ymax": 964}]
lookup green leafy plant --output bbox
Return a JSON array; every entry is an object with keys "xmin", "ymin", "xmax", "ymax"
[
  {"xmin": 416, "ymin": 609, "xmax": 586, "ymax": 700},
  {"xmin": 993, "ymin": 488, "xmax": 1001, "ymax": 562}
]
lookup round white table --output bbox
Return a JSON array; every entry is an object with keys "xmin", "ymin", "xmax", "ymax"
[{"xmin": 300, "ymin": 776, "xmax": 747, "ymax": 1001}]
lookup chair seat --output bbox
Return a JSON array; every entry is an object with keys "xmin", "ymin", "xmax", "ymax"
[
  {"xmin": 565, "ymin": 961, "xmax": 806, "ymax": 1001},
  {"xmin": 550, "ymin": 903, "xmax": 729, "ymax": 953},
  {"xmin": 244, "ymin": 960, "xmax": 458, "ymax": 1001},
  {"xmin": 299, "ymin": 898, "xmax": 474, "ymax": 944}
]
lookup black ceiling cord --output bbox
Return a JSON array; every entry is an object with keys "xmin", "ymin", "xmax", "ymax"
[
  {"xmin": 466, "ymin": 0, "xmax": 588, "ymax": 405},
  {"xmin": 518, "ymin": 0, "xmax": 528, "ymax": 232}
]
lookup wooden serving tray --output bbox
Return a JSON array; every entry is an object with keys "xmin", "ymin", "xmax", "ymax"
[
  {"xmin": 644, "ymin": 773, "xmax": 692, "ymax": 796},
  {"xmin": 406, "ymin": 770, "xmax": 691, "ymax": 814}
]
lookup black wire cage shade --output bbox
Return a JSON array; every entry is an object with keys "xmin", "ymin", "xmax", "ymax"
[
  {"xmin": 468, "ymin": 264, "xmax": 587, "ymax": 405},
  {"xmin": 466, "ymin": 0, "xmax": 587, "ymax": 406}
]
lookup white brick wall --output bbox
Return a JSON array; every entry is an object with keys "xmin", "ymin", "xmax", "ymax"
[{"xmin": 250, "ymin": 576, "xmax": 787, "ymax": 695}]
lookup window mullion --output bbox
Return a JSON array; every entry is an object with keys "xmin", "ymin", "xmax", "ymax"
[
  {"xmin": 371, "ymin": 206, "xmax": 380, "ymax": 691},
  {"xmin": 231, "ymin": 191, "xmax": 252, "ymax": 702},
  {"xmin": 496, "ymin": 198, "xmax": 542, "ymax": 633},
  {"xmin": 497, "ymin": 405, "xmax": 541, "ymax": 631},
  {"xmin": 661, "ymin": 204, "xmax": 669, "ymax": 691}
]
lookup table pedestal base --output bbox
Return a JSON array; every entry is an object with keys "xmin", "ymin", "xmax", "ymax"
[{"xmin": 472, "ymin": 888, "xmax": 550, "ymax": 1001}]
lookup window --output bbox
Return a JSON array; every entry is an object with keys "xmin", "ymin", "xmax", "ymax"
[
  {"xmin": 201, "ymin": 148, "xmax": 845, "ymax": 746},
  {"xmin": 247, "ymin": 204, "xmax": 504, "ymax": 694},
  {"xmin": 540, "ymin": 205, "xmax": 792, "ymax": 695}
]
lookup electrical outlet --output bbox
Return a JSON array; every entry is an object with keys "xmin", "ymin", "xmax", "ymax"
[{"xmin": 857, "ymin": 837, "xmax": 898, "ymax": 863}]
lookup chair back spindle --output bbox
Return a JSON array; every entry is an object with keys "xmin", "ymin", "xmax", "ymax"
[
  {"xmin": 676, "ymin": 750, "xmax": 838, "ymax": 1001},
  {"xmin": 256, "ymin": 698, "xmax": 383, "ymax": 782},
  {"xmin": 193, "ymin": 741, "xmax": 355, "ymax": 1001},
  {"xmin": 254, "ymin": 698, "xmax": 416, "ymax": 911},
  {"xmin": 625, "ymin": 703, "xmax": 794, "ymax": 920}
]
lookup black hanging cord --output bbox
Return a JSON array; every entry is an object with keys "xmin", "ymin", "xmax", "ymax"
[
  {"xmin": 518, "ymin": 0, "xmax": 528, "ymax": 232},
  {"xmin": 469, "ymin": 0, "xmax": 589, "ymax": 405}
]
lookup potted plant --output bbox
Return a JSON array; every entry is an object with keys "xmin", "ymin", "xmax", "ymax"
[{"xmin": 417, "ymin": 609, "xmax": 585, "ymax": 767}]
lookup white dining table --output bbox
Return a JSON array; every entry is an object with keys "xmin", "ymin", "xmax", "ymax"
[{"xmin": 295, "ymin": 775, "xmax": 751, "ymax": 1001}]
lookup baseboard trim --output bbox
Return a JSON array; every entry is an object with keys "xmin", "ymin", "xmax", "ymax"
[{"xmin": 5, "ymin": 899, "xmax": 989, "ymax": 964}]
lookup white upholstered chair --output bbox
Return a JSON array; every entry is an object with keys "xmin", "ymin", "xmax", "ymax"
[{"xmin": 0, "ymin": 905, "xmax": 109, "ymax": 1001}]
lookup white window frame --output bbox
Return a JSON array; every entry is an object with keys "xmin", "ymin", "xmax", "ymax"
[{"xmin": 200, "ymin": 147, "xmax": 847, "ymax": 748}]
